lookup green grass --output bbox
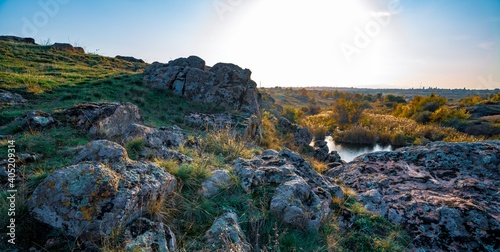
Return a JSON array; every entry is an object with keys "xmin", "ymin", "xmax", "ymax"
[{"xmin": 0, "ymin": 39, "xmax": 412, "ymax": 252}]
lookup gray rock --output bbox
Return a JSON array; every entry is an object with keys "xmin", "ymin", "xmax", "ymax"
[
  {"xmin": 337, "ymin": 141, "xmax": 500, "ymax": 251},
  {"xmin": 143, "ymin": 56, "xmax": 261, "ymax": 118},
  {"xmin": 122, "ymin": 123, "xmax": 192, "ymax": 163},
  {"xmin": 29, "ymin": 140, "xmax": 177, "ymax": 241},
  {"xmin": 235, "ymin": 148, "xmax": 343, "ymax": 231},
  {"xmin": 204, "ymin": 212, "xmax": 251, "ymax": 252},
  {"xmin": 74, "ymin": 140, "xmax": 128, "ymax": 164},
  {"xmin": 201, "ymin": 169, "xmax": 231, "ymax": 197},
  {"xmin": 0, "ymin": 89, "xmax": 27, "ymax": 104},
  {"xmin": 270, "ymin": 176, "xmax": 331, "ymax": 231},
  {"xmin": 123, "ymin": 123, "xmax": 185, "ymax": 149},
  {"xmin": 62, "ymin": 102, "xmax": 143, "ymax": 139},
  {"xmin": 11, "ymin": 110, "xmax": 55, "ymax": 130},
  {"xmin": 124, "ymin": 217, "xmax": 176, "ymax": 252},
  {"xmin": 293, "ymin": 127, "xmax": 313, "ymax": 147},
  {"xmin": 314, "ymin": 140, "xmax": 327, "ymax": 148}
]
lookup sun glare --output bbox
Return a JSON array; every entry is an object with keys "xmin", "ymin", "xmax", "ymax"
[{"xmin": 205, "ymin": 0, "xmax": 398, "ymax": 87}]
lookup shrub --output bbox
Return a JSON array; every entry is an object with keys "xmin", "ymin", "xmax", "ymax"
[
  {"xmin": 124, "ymin": 137, "xmax": 145, "ymax": 160},
  {"xmin": 282, "ymin": 106, "xmax": 304, "ymax": 123},
  {"xmin": 332, "ymin": 97, "xmax": 365, "ymax": 127},
  {"xmin": 334, "ymin": 125, "xmax": 376, "ymax": 144}
]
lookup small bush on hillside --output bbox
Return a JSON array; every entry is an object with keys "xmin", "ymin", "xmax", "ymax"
[{"xmin": 282, "ymin": 106, "xmax": 304, "ymax": 123}]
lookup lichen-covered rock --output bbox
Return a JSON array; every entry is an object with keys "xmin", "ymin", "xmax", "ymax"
[
  {"xmin": 235, "ymin": 149, "xmax": 343, "ymax": 231},
  {"xmin": 335, "ymin": 141, "xmax": 500, "ymax": 251},
  {"xmin": 0, "ymin": 89, "xmax": 27, "ymax": 104},
  {"xmin": 11, "ymin": 110, "xmax": 55, "ymax": 130},
  {"xmin": 74, "ymin": 140, "xmax": 128, "ymax": 164},
  {"xmin": 270, "ymin": 177, "xmax": 331, "ymax": 231},
  {"xmin": 122, "ymin": 123, "xmax": 192, "ymax": 163},
  {"xmin": 124, "ymin": 218, "xmax": 176, "ymax": 252},
  {"xmin": 294, "ymin": 127, "xmax": 313, "ymax": 147},
  {"xmin": 29, "ymin": 140, "xmax": 177, "ymax": 241},
  {"xmin": 201, "ymin": 169, "xmax": 231, "ymax": 197},
  {"xmin": 144, "ymin": 57, "xmax": 260, "ymax": 116},
  {"xmin": 123, "ymin": 123, "xmax": 185, "ymax": 149},
  {"xmin": 204, "ymin": 212, "xmax": 251, "ymax": 252},
  {"xmin": 62, "ymin": 102, "xmax": 143, "ymax": 139}
]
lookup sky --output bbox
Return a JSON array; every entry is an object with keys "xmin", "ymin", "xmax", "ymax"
[{"xmin": 0, "ymin": 0, "xmax": 499, "ymax": 89}]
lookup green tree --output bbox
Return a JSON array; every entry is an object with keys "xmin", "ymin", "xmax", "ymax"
[{"xmin": 332, "ymin": 97, "xmax": 364, "ymax": 127}]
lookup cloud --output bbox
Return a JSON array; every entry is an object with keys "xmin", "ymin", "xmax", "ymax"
[{"xmin": 479, "ymin": 41, "xmax": 495, "ymax": 50}]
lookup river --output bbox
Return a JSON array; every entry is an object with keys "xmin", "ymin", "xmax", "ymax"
[{"xmin": 324, "ymin": 136, "xmax": 395, "ymax": 162}]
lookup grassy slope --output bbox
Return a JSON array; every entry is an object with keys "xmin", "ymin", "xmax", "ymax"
[{"xmin": 0, "ymin": 40, "xmax": 411, "ymax": 251}]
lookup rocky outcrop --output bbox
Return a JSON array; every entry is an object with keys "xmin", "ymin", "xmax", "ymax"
[
  {"xmin": 0, "ymin": 36, "xmax": 36, "ymax": 44},
  {"xmin": 62, "ymin": 102, "xmax": 143, "ymax": 139},
  {"xmin": 143, "ymin": 56, "xmax": 261, "ymax": 116},
  {"xmin": 203, "ymin": 212, "xmax": 251, "ymax": 252},
  {"xmin": 235, "ymin": 149, "xmax": 343, "ymax": 231},
  {"xmin": 334, "ymin": 141, "xmax": 500, "ymax": 251},
  {"xmin": 0, "ymin": 89, "xmax": 27, "ymax": 105},
  {"xmin": 50, "ymin": 43, "xmax": 85, "ymax": 54},
  {"xmin": 115, "ymin": 55, "xmax": 145, "ymax": 63},
  {"xmin": 29, "ymin": 140, "xmax": 177, "ymax": 241}
]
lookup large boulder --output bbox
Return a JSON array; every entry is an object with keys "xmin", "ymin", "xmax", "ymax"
[
  {"xmin": 143, "ymin": 56, "xmax": 261, "ymax": 116},
  {"xmin": 235, "ymin": 149, "xmax": 343, "ymax": 231},
  {"xmin": 334, "ymin": 141, "xmax": 500, "ymax": 251},
  {"xmin": 62, "ymin": 102, "xmax": 143, "ymax": 139},
  {"xmin": 29, "ymin": 140, "xmax": 177, "ymax": 241}
]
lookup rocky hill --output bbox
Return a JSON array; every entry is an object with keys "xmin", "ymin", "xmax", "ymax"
[{"xmin": 1, "ymin": 36, "xmax": 499, "ymax": 252}]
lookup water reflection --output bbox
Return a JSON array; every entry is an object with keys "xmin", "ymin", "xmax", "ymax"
[{"xmin": 324, "ymin": 136, "xmax": 394, "ymax": 162}]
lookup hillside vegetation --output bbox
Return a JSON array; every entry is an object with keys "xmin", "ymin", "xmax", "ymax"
[{"xmin": 0, "ymin": 39, "xmax": 414, "ymax": 251}]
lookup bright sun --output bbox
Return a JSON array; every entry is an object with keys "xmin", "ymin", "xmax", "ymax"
[{"xmin": 204, "ymin": 0, "xmax": 400, "ymax": 87}]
